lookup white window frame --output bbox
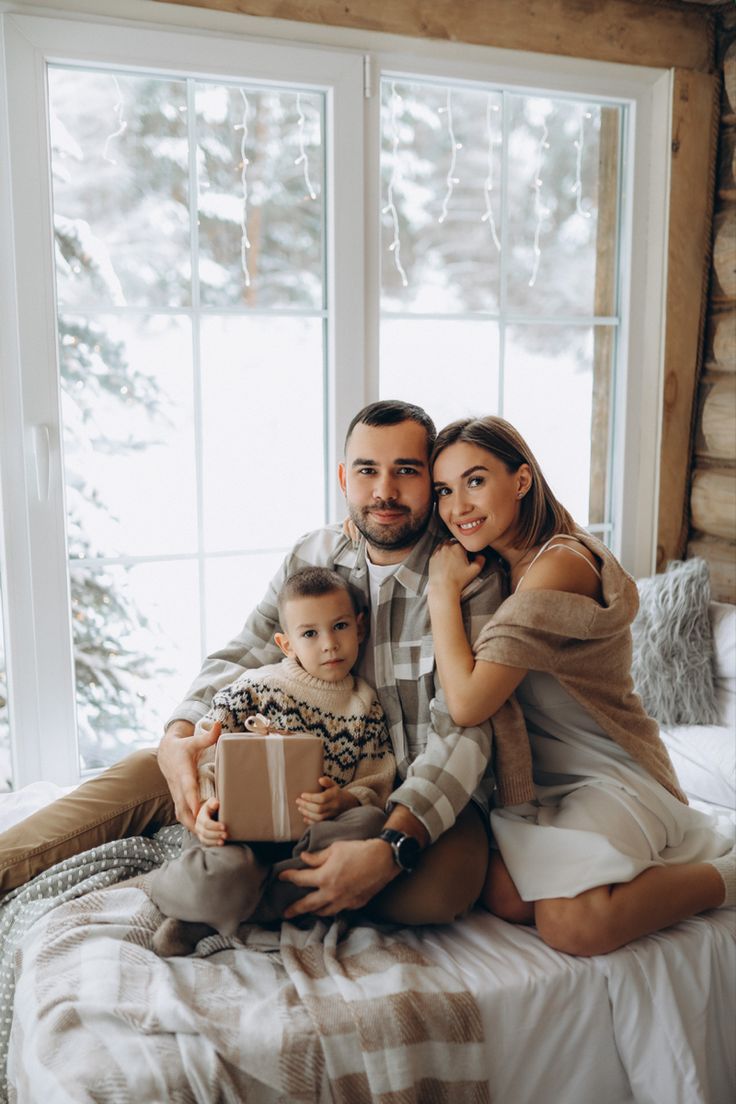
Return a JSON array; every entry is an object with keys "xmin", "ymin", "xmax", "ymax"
[{"xmin": 0, "ymin": 4, "xmax": 671, "ymax": 787}]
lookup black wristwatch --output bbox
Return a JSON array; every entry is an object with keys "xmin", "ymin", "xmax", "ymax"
[{"xmin": 378, "ymin": 828, "xmax": 421, "ymax": 873}]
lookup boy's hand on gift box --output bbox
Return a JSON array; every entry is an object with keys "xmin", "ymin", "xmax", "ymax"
[
  {"xmin": 296, "ymin": 777, "xmax": 360, "ymax": 823},
  {"xmin": 194, "ymin": 796, "xmax": 228, "ymax": 846}
]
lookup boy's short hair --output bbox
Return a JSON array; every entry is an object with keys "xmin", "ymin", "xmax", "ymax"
[{"xmin": 276, "ymin": 567, "xmax": 360, "ymax": 626}]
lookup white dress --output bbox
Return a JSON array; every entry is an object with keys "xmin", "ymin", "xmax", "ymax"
[{"xmin": 490, "ymin": 538, "xmax": 731, "ymax": 901}]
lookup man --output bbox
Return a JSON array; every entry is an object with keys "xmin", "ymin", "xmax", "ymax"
[{"xmin": 1, "ymin": 401, "xmax": 504, "ymax": 923}]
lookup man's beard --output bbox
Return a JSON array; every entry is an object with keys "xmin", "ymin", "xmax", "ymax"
[{"xmin": 347, "ymin": 499, "xmax": 431, "ymax": 552}]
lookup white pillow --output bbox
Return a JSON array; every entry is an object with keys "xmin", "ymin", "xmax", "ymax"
[
  {"xmin": 710, "ymin": 602, "xmax": 736, "ymax": 731},
  {"xmin": 660, "ymin": 723, "xmax": 735, "ymax": 810}
]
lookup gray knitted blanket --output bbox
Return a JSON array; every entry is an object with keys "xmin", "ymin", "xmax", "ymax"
[{"xmin": 0, "ymin": 826, "xmax": 185, "ymax": 1103}]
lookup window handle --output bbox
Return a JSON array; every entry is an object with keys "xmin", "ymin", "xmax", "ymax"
[{"xmin": 31, "ymin": 423, "xmax": 51, "ymax": 502}]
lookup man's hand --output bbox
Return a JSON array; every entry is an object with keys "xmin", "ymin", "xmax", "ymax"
[
  {"xmin": 279, "ymin": 837, "xmax": 400, "ymax": 917},
  {"xmin": 194, "ymin": 796, "xmax": 227, "ymax": 846},
  {"xmin": 296, "ymin": 777, "xmax": 359, "ymax": 824},
  {"xmin": 157, "ymin": 719, "xmax": 221, "ymax": 832}
]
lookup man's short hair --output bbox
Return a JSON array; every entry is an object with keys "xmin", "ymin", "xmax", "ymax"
[
  {"xmin": 277, "ymin": 566, "xmax": 360, "ymax": 626},
  {"xmin": 344, "ymin": 400, "xmax": 436, "ymax": 456}
]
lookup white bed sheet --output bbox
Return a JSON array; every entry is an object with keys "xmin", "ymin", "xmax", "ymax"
[
  {"xmin": 2, "ymin": 787, "xmax": 735, "ymax": 1104},
  {"xmin": 412, "ymin": 906, "xmax": 736, "ymax": 1104},
  {"xmin": 406, "ymin": 911, "xmax": 635, "ymax": 1103},
  {"xmin": 0, "ymin": 781, "xmax": 75, "ymax": 833}
]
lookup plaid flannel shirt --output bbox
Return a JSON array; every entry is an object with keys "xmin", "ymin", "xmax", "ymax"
[{"xmin": 168, "ymin": 515, "xmax": 505, "ymax": 842}]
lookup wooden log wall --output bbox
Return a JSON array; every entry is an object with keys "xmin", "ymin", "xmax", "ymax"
[{"xmin": 687, "ymin": 11, "xmax": 736, "ymax": 603}]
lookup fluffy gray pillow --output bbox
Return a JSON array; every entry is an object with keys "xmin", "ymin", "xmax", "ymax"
[{"xmin": 631, "ymin": 557, "xmax": 719, "ymax": 726}]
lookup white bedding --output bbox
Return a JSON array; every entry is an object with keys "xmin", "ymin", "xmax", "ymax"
[
  {"xmin": 6, "ymin": 869, "xmax": 735, "ymax": 1104},
  {"xmin": 0, "ymin": 781, "xmax": 74, "ymax": 833},
  {"xmin": 415, "ymin": 908, "xmax": 736, "ymax": 1104},
  {"xmin": 2, "ymin": 791, "xmax": 735, "ymax": 1103}
]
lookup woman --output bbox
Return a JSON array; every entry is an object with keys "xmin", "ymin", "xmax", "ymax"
[{"xmin": 428, "ymin": 415, "xmax": 734, "ymax": 956}]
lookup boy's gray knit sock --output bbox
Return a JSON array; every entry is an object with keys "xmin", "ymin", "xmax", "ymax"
[{"xmin": 152, "ymin": 917, "xmax": 217, "ymax": 957}]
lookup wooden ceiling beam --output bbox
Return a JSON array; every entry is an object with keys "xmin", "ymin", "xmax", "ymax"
[{"xmin": 154, "ymin": 0, "xmax": 715, "ymax": 73}]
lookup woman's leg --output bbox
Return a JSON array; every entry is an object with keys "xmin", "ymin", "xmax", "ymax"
[
  {"xmin": 0, "ymin": 748, "xmax": 175, "ymax": 897},
  {"xmin": 534, "ymin": 861, "xmax": 727, "ymax": 957},
  {"xmin": 480, "ymin": 851, "xmax": 534, "ymax": 925}
]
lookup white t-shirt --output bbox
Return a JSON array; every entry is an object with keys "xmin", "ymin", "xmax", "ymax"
[{"xmin": 359, "ymin": 555, "xmax": 400, "ymax": 689}]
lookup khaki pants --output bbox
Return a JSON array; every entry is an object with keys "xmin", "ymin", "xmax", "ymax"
[{"xmin": 0, "ymin": 748, "xmax": 489, "ymax": 925}]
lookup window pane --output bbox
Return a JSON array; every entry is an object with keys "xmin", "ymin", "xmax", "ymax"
[
  {"xmin": 201, "ymin": 316, "xmax": 325, "ymax": 553},
  {"xmin": 71, "ymin": 561, "xmax": 201, "ymax": 771},
  {"xmin": 205, "ymin": 551, "xmax": 286, "ymax": 653},
  {"xmin": 506, "ymin": 97, "xmax": 620, "ymax": 317},
  {"xmin": 503, "ymin": 325, "xmax": 602, "ymax": 526},
  {"xmin": 196, "ymin": 84, "xmax": 324, "ymax": 309},
  {"xmin": 381, "ymin": 81, "xmax": 502, "ymax": 313},
  {"xmin": 0, "ymin": 581, "xmax": 11, "ymax": 792},
  {"xmin": 49, "ymin": 68, "xmax": 191, "ymax": 309},
  {"xmin": 60, "ymin": 313, "xmax": 197, "ymax": 559},
  {"xmin": 380, "ymin": 318, "xmax": 499, "ymax": 426},
  {"xmin": 48, "ymin": 63, "xmax": 328, "ymax": 776}
]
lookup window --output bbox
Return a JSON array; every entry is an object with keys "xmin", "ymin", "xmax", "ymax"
[
  {"xmin": 378, "ymin": 78, "xmax": 621, "ymax": 537},
  {"xmin": 0, "ymin": 11, "xmax": 670, "ymax": 785}
]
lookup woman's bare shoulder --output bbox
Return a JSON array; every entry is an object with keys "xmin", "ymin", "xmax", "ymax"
[{"xmin": 520, "ymin": 538, "xmax": 602, "ymax": 600}]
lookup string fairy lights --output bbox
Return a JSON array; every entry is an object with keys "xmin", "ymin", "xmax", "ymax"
[
  {"xmin": 102, "ymin": 76, "xmax": 127, "ymax": 164},
  {"xmin": 295, "ymin": 92, "xmax": 317, "ymax": 201},
  {"xmin": 481, "ymin": 94, "xmax": 501, "ymax": 251},
  {"xmin": 377, "ymin": 84, "xmax": 600, "ymax": 294},
  {"xmin": 438, "ymin": 88, "xmax": 461, "ymax": 224},
  {"xmin": 382, "ymin": 81, "xmax": 408, "ymax": 288},
  {"xmin": 234, "ymin": 88, "xmax": 252, "ymax": 288},
  {"xmin": 528, "ymin": 116, "xmax": 550, "ymax": 287},
  {"xmin": 573, "ymin": 108, "xmax": 593, "ymax": 218}
]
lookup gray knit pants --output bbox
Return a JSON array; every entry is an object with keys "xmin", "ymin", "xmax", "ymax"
[{"xmin": 149, "ymin": 804, "xmax": 387, "ymax": 936}]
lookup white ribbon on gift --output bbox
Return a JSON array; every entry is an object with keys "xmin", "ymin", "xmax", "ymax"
[{"xmin": 244, "ymin": 714, "xmax": 290, "ymax": 839}]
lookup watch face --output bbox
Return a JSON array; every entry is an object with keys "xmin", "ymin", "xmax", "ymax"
[{"xmin": 396, "ymin": 834, "xmax": 421, "ymax": 871}]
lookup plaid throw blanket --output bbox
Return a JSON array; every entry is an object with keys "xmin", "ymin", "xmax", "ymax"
[{"xmin": 4, "ymin": 834, "xmax": 489, "ymax": 1103}]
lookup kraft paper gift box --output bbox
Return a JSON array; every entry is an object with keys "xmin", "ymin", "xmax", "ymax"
[{"xmin": 215, "ymin": 721, "xmax": 324, "ymax": 842}]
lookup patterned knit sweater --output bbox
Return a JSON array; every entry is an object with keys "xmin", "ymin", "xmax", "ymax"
[{"xmin": 197, "ymin": 656, "xmax": 395, "ymax": 809}]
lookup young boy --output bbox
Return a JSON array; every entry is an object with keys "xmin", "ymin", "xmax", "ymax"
[{"xmin": 150, "ymin": 566, "xmax": 395, "ymax": 955}]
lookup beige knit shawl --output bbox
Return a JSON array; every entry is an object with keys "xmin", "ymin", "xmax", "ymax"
[{"xmin": 473, "ymin": 531, "xmax": 687, "ymax": 808}]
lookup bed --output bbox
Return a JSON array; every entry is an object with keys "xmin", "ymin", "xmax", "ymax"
[{"xmin": 2, "ymin": 597, "xmax": 735, "ymax": 1104}]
